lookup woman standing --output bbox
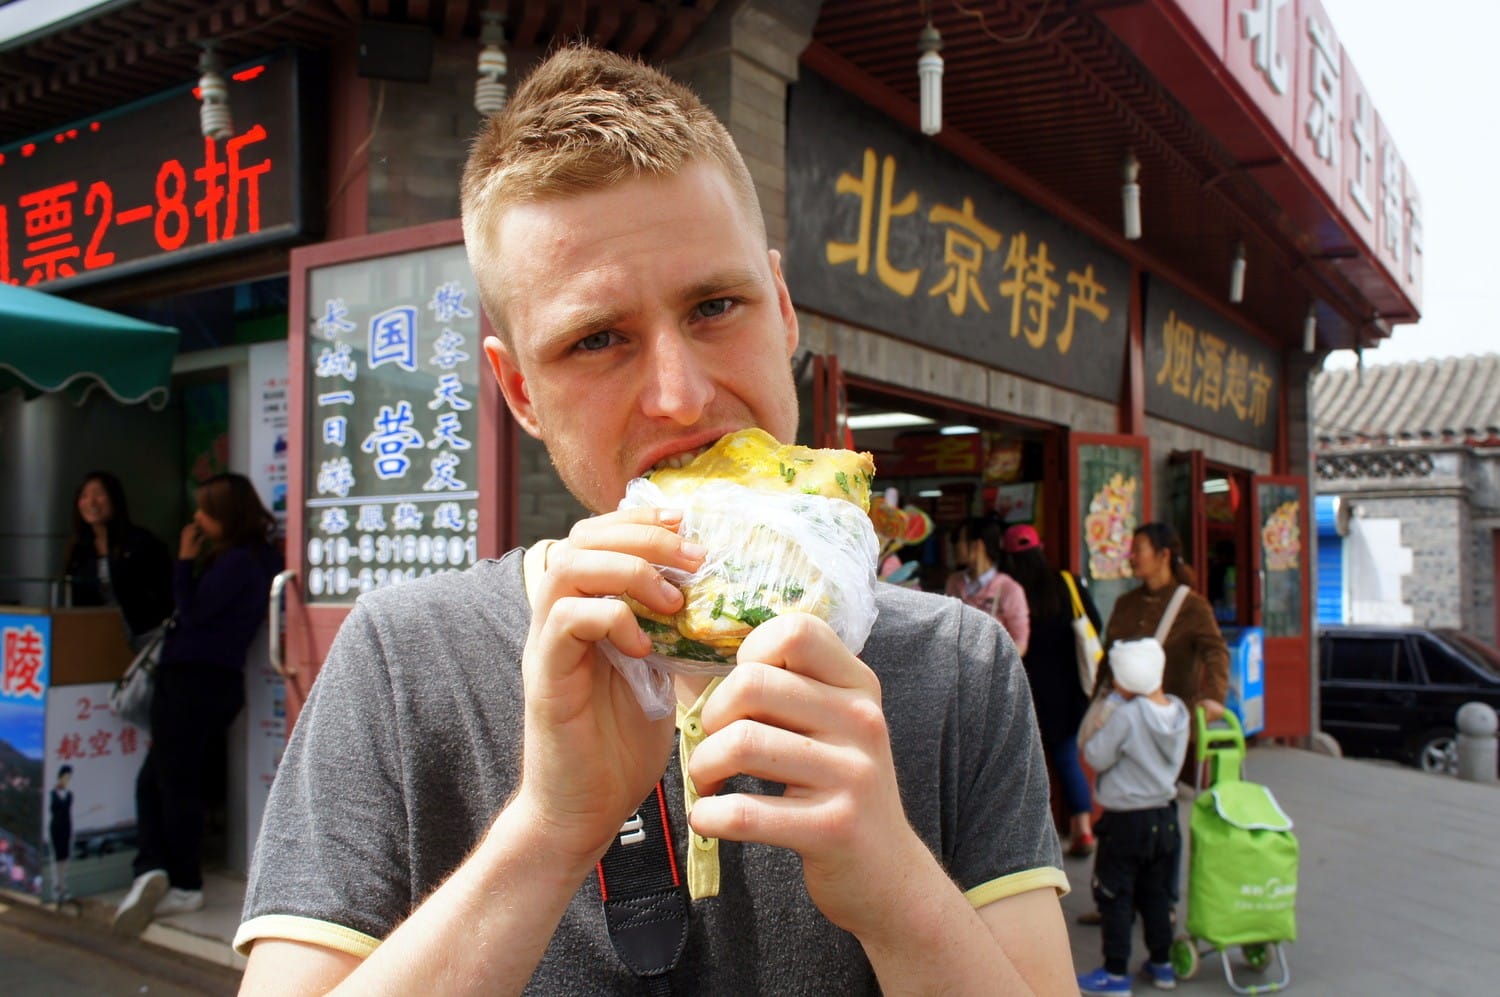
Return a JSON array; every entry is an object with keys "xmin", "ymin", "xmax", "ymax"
[
  {"xmin": 112, "ymin": 473, "xmax": 282, "ymax": 937},
  {"xmin": 61, "ymin": 471, "xmax": 173, "ymax": 646},
  {"xmin": 1002, "ymin": 524, "xmax": 1103, "ymax": 857},
  {"xmin": 945, "ymin": 514, "xmax": 1030, "ymax": 656},
  {"xmin": 1099, "ymin": 521, "xmax": 1229, "ymax": 724}
]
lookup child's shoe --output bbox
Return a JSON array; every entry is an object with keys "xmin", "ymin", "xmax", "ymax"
[
  {"xmin": 1140, "ymin": 960, "xmax": 1176, "ymax": 990},
  {"xmin": 1077, "ymin": 966, "xmax": 1133, "ymax": 995}
]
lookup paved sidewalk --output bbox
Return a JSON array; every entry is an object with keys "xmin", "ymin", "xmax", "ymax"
[
  {"xmin": 11, "ymin": 745, "xmax": 1499, "ymax": 993},
  {"xmin": 1061, "ymin": 746, "xmax": 1500, "ymax": 995}
]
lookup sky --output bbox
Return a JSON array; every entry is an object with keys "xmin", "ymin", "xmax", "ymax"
[{"xmin": 1318, "ymin": 0, "xmax": 1500, "ymax": 368}]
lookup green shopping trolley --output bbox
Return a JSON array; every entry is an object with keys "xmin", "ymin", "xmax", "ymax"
[{"xmin": 1170, "ymin": 708, "xmax": 1298, "ymax": 994}]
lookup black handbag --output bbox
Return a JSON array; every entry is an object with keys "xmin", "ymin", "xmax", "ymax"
[{"xmin": 110, "ymin": 617, "xmax": 172, "ymax": 729}]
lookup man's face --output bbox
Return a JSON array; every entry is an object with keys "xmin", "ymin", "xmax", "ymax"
[{"xmin": 482, "ymin": 162, "xmax": 800, "ymax": 513}]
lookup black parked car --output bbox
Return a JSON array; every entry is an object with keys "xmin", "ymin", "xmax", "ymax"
[{"xmin": 1319, "ymin": 625, "xmax": 1500, "ymax": 774}]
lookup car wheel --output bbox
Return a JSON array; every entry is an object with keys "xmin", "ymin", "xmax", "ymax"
[{"xmin": 1414, "ymin": 729, "xmax": 1458, "ymax": 775}]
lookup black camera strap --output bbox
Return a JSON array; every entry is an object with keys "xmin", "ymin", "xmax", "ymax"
[{"xmin": 597, "ymin": 780, "xmax": 689, "ymax": 996}]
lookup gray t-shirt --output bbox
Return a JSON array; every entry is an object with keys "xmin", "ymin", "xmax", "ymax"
[{"xmin": 239, "ymin": 550, "xmax": 1063, "ymax": 993}]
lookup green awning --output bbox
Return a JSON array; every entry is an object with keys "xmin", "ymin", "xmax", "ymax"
[{"xmin": 0, "ymin": 282, "xmax": 180, "ymax": 410}]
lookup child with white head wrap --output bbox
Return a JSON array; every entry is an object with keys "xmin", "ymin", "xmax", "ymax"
[{"xmin": 1107, "ymin": 638, "xmax": 1166, "ymax": 696}]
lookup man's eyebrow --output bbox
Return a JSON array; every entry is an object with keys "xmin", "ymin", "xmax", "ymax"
[{"xmin": 679, "ymin": 267, "xmax": 764, "ymax": 304}]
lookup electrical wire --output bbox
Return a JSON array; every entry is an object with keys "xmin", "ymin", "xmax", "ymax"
[
  {"xmin": 327, "ymin": 80, "xmax": 386, "ymax": 211},
  {"xmin": 950, "ymin": 0, "xmax": 1070, "ymax": 46}
]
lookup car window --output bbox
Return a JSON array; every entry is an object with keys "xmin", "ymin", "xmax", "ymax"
[
  {"xmin": 1416, "ymin": 637, "xmax": 1479, "ymax": 685},
  {"xmin": 1327, "ymin": 636, "xmax": 1408, "ymax": 682},
  {"xmin": 1437, "ymin": 630, "xmax": 1500, "ymax": 680}
]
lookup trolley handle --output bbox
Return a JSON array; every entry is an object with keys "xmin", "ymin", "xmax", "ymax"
[{"xmin": 1194, "ymin": 705, "xmax": 1245, "ymax": 760}]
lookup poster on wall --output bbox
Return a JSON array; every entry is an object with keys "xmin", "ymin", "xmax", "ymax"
[
  {"xmin": 303, "ymin": 243, "xmax": 482, "ymax": 604},
  {"xmin": 249, "ymin": 341, "xmax": 291, "ymax": 539},
  {"xmin": 0, "ymin": 613, "xmax": 49, "ymax": 896},
  {"xmin": 1076, "ymin": 446, "xmax": 1144, "ymax": 626},
  {"xmin": 1258, "ymin": 482, "xmax": 1304, "ymax": 638}
]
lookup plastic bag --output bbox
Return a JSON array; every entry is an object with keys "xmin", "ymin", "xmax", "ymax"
[{"xmin": 600, "ymin": 476, "xmax": 880, "ymax": 718}]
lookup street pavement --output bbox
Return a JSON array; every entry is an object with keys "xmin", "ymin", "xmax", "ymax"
[
  {"xmin": 0, "ymin": 893, "xmax": 240, "ymax": 996},
  {"xmin": 4, "ymin": 745, "xmax": 1498, "ymax": 994},
  {"xmin": 1061, "ymin": 746, "xmax": 1500, "ymax": 995}
]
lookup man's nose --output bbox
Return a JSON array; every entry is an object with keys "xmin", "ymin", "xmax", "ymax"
[{"xmin": 640, "ymin": 329, "xmax": 715, "ymax": 425}]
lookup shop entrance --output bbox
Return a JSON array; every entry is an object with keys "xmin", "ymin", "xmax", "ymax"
[
  {"xmin": 840, "ymin": 378, "xmax": 1063, "ymax": 595},
  {"xmin": 1168, "ymin": 451, "xmax": 1255, "ymax": 628}
]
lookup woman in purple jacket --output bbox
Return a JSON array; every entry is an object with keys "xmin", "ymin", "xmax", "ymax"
[{"xmin": 113, "ymin": 473, "xmax": 281, "ymax": 937}]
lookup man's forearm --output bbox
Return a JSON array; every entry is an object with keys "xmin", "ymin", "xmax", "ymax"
[
  {"xmin": 327, "ymin": 801, "xmax": 597, "ymax": 996},
  {"xmin": 855, "ymin": 844, "xmax": 1066, "ymax": 995}
]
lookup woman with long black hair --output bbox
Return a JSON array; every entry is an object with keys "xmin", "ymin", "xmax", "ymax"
[
  {"xmin": 113, "ymin": 473, "xmax": 282, "ymax": 937},
  {"xmin": 61, "ymin": 471, "xmax": 173, "ymax": 646},
  {"xmin": 1001, "ymin": 524, "xmax": 1103, "ymax": 857}
]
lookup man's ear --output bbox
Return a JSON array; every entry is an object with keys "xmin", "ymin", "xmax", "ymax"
[
  {"xmin": 483, "ymin": 336, "xmax": 543, "ymax": 440},
  {"xmin": 768, "ymin": 248, "xmax": 799, "ymax": 358}
]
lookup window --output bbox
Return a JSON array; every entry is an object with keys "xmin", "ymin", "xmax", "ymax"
[
  {"xmin": 1326, "ymin": 636, "xmax": 1411, "ymax": 683},
  {"xmin": 1418, "ymin": 637, "xmax": 1481, "ymax": 686}
]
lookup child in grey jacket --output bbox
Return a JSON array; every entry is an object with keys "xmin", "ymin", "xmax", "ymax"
[{"xmin": 1076, "ymin": 638, "xmax": 1190, "ymax": 995}]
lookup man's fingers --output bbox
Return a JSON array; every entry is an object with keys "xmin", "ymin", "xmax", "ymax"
[
  {"xmin": 736, "ymin": 613, "xmax": 879, "ymax": 693},
  {"xmin": 542, "ymin": 547, "xmax": 686, "ymax": 616},
  {"xmin": 565, "ymin": 510, "xmax": 706, "ymax": 574},
  {"xmin": 531, "ymin": 595, "xmax": 653, "ymax": 669},
  {"xmin": 689, "ymin": 790, "xmax": 859, "ymax": 854},
  {"xmin": 687, "ymin": 718, "xmax": 858, "ymax": 795},
  {"xmin": 700, "ymin": 661, "xmax": 864, "ymax": 740}
]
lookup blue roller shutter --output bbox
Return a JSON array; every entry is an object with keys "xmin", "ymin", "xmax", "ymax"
[{"xmin": 1314, "ymin": 495, "xmax": 1344, "ymax": 623}]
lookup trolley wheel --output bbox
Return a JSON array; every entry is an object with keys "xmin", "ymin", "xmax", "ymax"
[
  {"xmin": 1170, "ymin": 935, "xmax": 1200, "ymax": 981},
  {"xmin": 1241, "ymin": 943, "xmax": 1270, "ymax": 971}
]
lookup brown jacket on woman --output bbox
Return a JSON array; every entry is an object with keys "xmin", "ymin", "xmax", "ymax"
[{"xmin": 1099, "ymin": 583, "xmax": 1229, "ymax": 706}]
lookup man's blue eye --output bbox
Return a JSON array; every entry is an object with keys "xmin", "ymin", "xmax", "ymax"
[
  {"xmin": 578, "ymin": 331, "xmax": 614, "ymax": 351},
  {"xmin": 698, "ymin": 298, "xmax": 731, "ymax": 318}
]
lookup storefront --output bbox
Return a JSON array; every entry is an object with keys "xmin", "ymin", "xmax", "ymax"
[{"xmin": 1, "ymin": 1, "xmax": 1421, "ymax": 892}]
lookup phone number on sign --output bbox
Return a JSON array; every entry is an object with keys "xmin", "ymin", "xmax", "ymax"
[{"xmin": 307, "ymin": 533, "xmax": 478, "ymax": 568}]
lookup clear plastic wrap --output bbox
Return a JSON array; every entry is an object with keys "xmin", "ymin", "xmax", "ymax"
[{"xmin": 600, "ymin": 475, "xmax": 880, "ymax": 719}]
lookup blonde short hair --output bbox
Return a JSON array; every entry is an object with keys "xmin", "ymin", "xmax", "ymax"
[{"xmin": 460, "ymin": 44, "xmax": 764, "ymax": 341}]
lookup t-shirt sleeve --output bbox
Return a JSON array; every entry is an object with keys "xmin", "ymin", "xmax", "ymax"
[
  {"xmin": 236, "ymin": 602, "xmax": 412, "ymax": 956},
  {"xmin": 945, "ymin": 604, "xmax": 1068, "ymax": 906}
]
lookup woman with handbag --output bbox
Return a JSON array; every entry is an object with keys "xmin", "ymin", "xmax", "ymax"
[
  {"xmin": 112, "ymin": 473, "xmax": 282, "ymax": 937},
  {"xmin": 1096, "ymin": 522, "xmax": 1229, "ymax": 722},
  {"xmin": 61, "ymin": 471, "xmax": 173, "ymax": 648},
  {"xmin": 944, "ymin": 513, "xmax": 1030, "ymax": 655},
  {"xmin": 1002, "ymin": 524, "xmax": 1104, "ymax": 858}
]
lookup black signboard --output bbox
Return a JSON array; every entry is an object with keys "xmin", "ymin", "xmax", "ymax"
[
  {"xmin": 1143, "ymin": 276, "xmax": 1280, "ymax": 450},
  {"xmin": 302, "ymin": 244, "xmax": 482, "ymax": 603},
  {"xmin": 0, "ymin": 50, "xmax": 311, "ymax": 290},
  {"xmin": 786, "ymin": 72, "xmax": 1130, "ymax": 402}
]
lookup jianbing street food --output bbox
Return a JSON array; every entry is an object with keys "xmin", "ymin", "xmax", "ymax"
[{"xmin": 620, "ymin": 428, "xmax": 880, "ymax": 670}]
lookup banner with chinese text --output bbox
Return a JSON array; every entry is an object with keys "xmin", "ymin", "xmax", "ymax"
[
  {"xmin": 303, "ymin": 243, "xmax": 482, "ymax": 603},
  {"xmin": 0, "ymin": 613, "xmax": 49, "ymax": 896},
  {"xmin": 0, "ymin": 50, "xmax": 309, "ymax": 290},
  {"xmin": 1143, "ymin": 276, "xmax": 1279, "ymax": 451},
  {"xmin": 786, "ymin": 72, "xmax": 1129, "ymax": 401}
]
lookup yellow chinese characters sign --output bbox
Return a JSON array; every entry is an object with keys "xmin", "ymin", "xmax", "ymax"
[
  {"xmin": 1143, "ymin": 277, "xmax": 1279, "ymax": 450},
  {"xmin": 786, "ymin": 72, "xmax": 1130, "ymax": 402}
]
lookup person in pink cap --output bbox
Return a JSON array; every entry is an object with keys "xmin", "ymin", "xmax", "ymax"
[
  {"xmin": 1001, "ymin": 523, "xmax": 1103, "ymax": 858},
  {"xmin": 945, "ymin": 514, "xmax": 1030, "ymax": 655}
]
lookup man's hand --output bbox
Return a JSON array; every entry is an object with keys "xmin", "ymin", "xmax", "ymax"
[
  {"xmin": 686, "ymin": 613, "xmax": 930, "ymax": 943},
  {"xmin": 513, "ymin": 507, "xmax": 705, "ymax": 866}
]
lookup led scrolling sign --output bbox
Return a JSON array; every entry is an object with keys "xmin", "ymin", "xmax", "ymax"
[{"xmin": 0, "ymin": 51, "xmax": 308, "ymax": 290}]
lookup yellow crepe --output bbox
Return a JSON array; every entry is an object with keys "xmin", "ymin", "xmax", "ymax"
[{"xmin": 626, "ymin": 429, "xmax": 875, "ymax": 665}]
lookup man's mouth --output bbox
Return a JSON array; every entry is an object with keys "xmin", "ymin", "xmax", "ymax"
[{"xmin": 650, "ymin": 443, "xmax": 714, "ymax": 473}]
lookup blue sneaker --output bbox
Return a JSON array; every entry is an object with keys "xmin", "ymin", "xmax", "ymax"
[
  {"xmin": 1140, "ymin": 960, "xmax": 1177, "ymax": 990},
  {"xmin": 1077, "ymin": 966, "xmax": 1133, "ymax": 995}
]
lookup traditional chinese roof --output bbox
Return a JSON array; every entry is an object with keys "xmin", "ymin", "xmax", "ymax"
[{"xmin": 1312, "ymin": 354, "xmax": 1500, "ymax": 447}]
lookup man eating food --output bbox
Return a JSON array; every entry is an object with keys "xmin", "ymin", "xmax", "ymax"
[{"xmin": 236, "ymin": 44, "xmax": 1074, "ymax": 995}]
